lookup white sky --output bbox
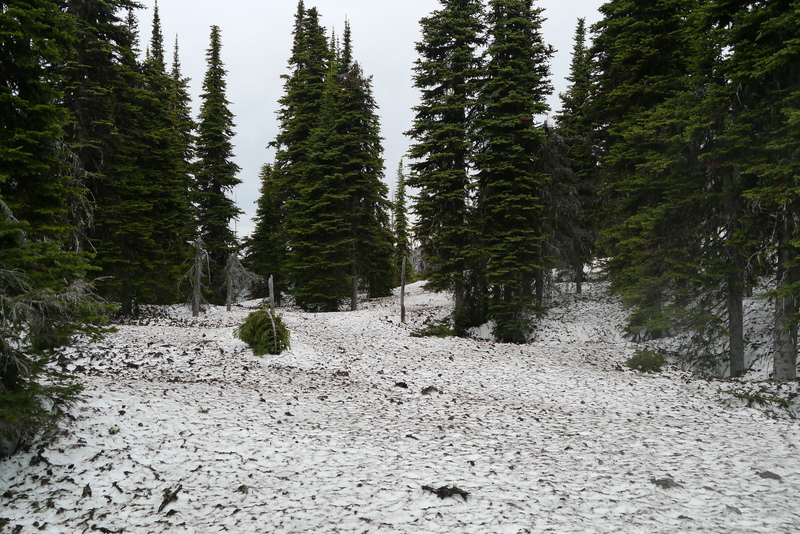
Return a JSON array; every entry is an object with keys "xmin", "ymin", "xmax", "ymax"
[{"xmin": 137, "ymin": 0, "xmax": 606, "ymax": 236}]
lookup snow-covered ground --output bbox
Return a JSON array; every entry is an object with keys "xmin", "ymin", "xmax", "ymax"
[{"xmin": 2, "ymin": 282, "xmax": 799, "ymax": 533}]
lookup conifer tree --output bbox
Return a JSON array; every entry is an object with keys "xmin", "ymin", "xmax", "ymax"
[
  {"xmin": 713, "ymin": 0, "xmax": 800, "ymax": 380},
  {"xmin": 89, "ymin": 7, "xmax": 192, "ymax": 313},
  {"xmin": 393, "ymin": 161, "xmax": 413, "ymax": 283},
  {"xmin": 244, "ymin": 164, "xmax": 286, "ymax": 302},
  {"xmin": 195, "ymin": 25, "xmax": 242, "ymax": 305},
  {"xmin": 1, "ymin": 0, "xmax": 105, "ymax": 450},
  {"xmin": 170, "ymin": 36, "xmax": 196, "ymax": 194},
  {"xmin": 590, "ymin": 0, "xmax": 758, "ymax": 375},
  {"xmin": 264, "ymin": 7, "xmax": 393, "ymax": 311},
  {"xmin": 407, "ymin": 0, "xmax": 485, "ymax": 329},
  {"xmin": 60, "ymin": 0, "xmax": 141, "ymax": 251},
  {"xmin": 335, "ymin": 24, "xmax": 395, "ymax": 304},
  {"xmin": 554, "ymin": 18, "xmax": 598, "ymax": 293},
  {"xmin": 286, "ymin": 61, "xmax": 353, "ymax": 311},
  {"xmin": 141, "ymin": 2, "xmax": 195, "ymax": 295},
  {"xmin": 473, "ymin": 0, "xmax": 553, "ymax": 343}
]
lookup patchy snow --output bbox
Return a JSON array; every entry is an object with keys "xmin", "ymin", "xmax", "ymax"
[{"xmin": 2, "ymin": 282, "xmax": 799, "ymax": 533}]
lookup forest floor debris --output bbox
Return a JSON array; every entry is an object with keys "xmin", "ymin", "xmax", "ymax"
[{"xmin": 1, "ymin": 282, "xmax": 799, "ymax": 533}]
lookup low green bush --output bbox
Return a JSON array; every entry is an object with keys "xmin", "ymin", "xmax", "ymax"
[
  {"xmin": 234, "ymin": 307, "xmax": 290, "ymax": 356},
  {"xmin": 410, "ymin": 321, "xmax": 457, "ymax": 338},
  {"xmin": 625, "ymin": 349, "xmax": 664, "ymax": 373}
]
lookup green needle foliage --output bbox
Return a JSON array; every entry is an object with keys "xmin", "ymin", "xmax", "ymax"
[
  {"xmin": 195, "ymin": 25, "xmax": 242, "ymax": 305},
  {"xmin": 255, "ymin": 4, "xmax": 394, "ymax": 312},
  {"xmin": 1, "ymin": 0, "xmax": 109, "ymax": 453},
  {"xmin": 235, "ymin": 307, "xmax": 290, "ymax": 356},
  {"xmin": 407, "ymin": 0, "xmax": 485, "ymax": 330},
  {"xmin": 474, "ymin": 0, "xmax": 554, "ymax": 343}
]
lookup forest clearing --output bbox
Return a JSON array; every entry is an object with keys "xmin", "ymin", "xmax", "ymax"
[{"xmin": 2, "ymin": 282, "xmax": 798, "ymax": 533}]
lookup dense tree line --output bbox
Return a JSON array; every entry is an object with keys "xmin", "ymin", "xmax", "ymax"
[
  {"xmin": 246, "ymin": 2, "xmax": 396, "ymax": 312},
  {"xmin": 1, "ymin": 0, "xmax": 240, "ymax": 450},
  {"xmin": 3, "ymin": 0, "xmax": 798, "ymax": 454},
  {"xmin": 410, "ymin": 0, "xmax": 799, "ymax": 380}
]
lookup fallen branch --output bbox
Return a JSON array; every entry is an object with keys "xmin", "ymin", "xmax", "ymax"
[{"xmin": 158, "ymin": 484, "xmax": 182, "ymax": 512}]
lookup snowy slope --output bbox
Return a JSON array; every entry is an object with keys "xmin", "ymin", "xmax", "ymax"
[{"xmin": 1, "ymin": 282, "xmax": 799, "ymax": 533}]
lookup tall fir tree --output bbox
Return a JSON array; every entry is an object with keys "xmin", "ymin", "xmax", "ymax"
[
  {"xmin": 195, "ymin": 24, "xmax": 242, "ymax": 305},
  {"xmin": 89, "ymin": 6, "xmax": 192, "ymax": 313},
  {"xmin": 407, "ymin": 0, "xmax": 486, "ymax": 329},
  {"xmin": 262, "ymin": 7, "xmax": 394, "ymax": 311},
  {"xmin": 1, "ymin": 0, "xmax": 105, "ymax": 450},
  {"xmin": 554, "ymin": 17, "xmax": 599, "ymax": 293},
  {"xmin": 713, "ymin": 0, "xmax": 800, "ymax": 380},
  {"xmin": 591, "ymin": 0, "xmax": 758, "ymax": 375},
  {"xmin": 335, "ymin": 24, "xmax": 395, "ymax": 304},
  {"xmin": 60, "ymin": 0, "xmax": 141, "ymax": 251},
  {"xmin": 393, "ymin": 161, "xmax": 413, "ymax": 283},
  {"xmin": 244, "ymin": 163, "xmax": 286, "ymax": 302},
  {"xmin": 269, "ymin": 3, "xmax": 330, "ymax": 308},
  {"xmin": 473, "ymin": 0, "xmax": 554, "ymax": 343}
]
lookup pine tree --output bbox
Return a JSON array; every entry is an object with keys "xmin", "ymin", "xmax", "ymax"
[
  {"xmin": 393, "ymin": 161, "xmax": 413, "ymax": 283},
  {"xmin": 591, "ymin": 0, "xmax": 758, "ymax": 375},
  {"xmin": 473, "ymin": 0, "xmax": 554, "ymax": 343},
  {"xmin": 89, "ymin": 7, "xmax": 192, "ymax": 314},
  {"xmin": 60, "ymin": 0, "xmax": 141, "ymax": 251},
  {"xmin": 1, "ymin": 0, "xmax": 105, "ymax": 451},
  {"xmin": 244, "ymin": 164, "xmax": 287, "ymax": 302},
  {"xmin": 335, "ymin": 24, "xmax": 395, "ymax": 304},
  {"xmin": 195, "ymin": 25, "xmax": 242, "ymax": 305},
  {"xmin": 554, "ymin": 18, "xmax": 599, "ymax": 293},
  {"xmin": 170, "ymin": 36, "xmax": 196, "ymax": 196},
  {"xmin": 713, "ymin": 0, "xmax": 800, "ymax": 380},
  {"xmin": 591, "ymin": 0, "xmax": 699, "ymax": 338},
  {"xmin": 141, "ymin": 2, "xmax": 195, "ymax": 298},
  {"xmin": 286, "ymin": 60, "xmax": 354, "ymax": 311},
  {"xmin": 268, "ymin": 3, "xmax": 332, "ymax": 309},
  {"xmin": 407, "ymin": 0, "xmax": 485, "ymax": 329},
  {"xmin": 265, "ymin": 8, "xmax": 393, "ymax": 311}
]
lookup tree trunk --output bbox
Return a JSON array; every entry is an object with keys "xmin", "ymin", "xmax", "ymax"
[
  {"xmin": 453, "ymin": 278, "xmax": 465, "ymax": 323},
  {"xmin": 400, "ymin": 255, "xmax": 407, "ymax": 324},
  {"xmin": 575, "ymin": 262, "xmax": 583, "ymax": 295},
  {"xmin": 192, "ymin": 239, "xmax": 202, "ymax": 317},
  {"xmin": 226, "ymin": 252, "xmax": 235, "ymax": 312},
  {"xmin": 351, "ymin": 260, "xmax": 358, "ymax": 312},
  {"xmin": 721, "ymin": 168, "xmax": 745, "ymax": 376},
  {"xmin": 534, "ymin": 268, "xmax": 544, "ymax": 308},
  {"xmin": 727, "ymin": 273, "xmax": 745, "ymax": 376},
  {"xmin": 773, "ymin": 216, "xmax": 798, "ymax": 381},
  {"xmin": 268, "ymin": 274, "xmax": 276, "ymax": 310}
]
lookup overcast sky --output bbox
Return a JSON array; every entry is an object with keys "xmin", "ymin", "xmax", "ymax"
[{"xmin": 137, "ymin": 0, "xmax": 606, "ymax": 236}]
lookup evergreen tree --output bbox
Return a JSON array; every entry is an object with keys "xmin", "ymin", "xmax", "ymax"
[
  {"xmin": 335, "ymin": 24, "xmax": 395, "ymax": 304},
  {"xmin": 554, "ymin": 18, "xmax": 599, "ymax": 293},
  {"xmin": 473, "ymin": 0, "xmax": 554, "ymax": 343},
  {"xmin": 141, "ymin": 2, "xmax": 195, "ymax": 296},
  {"xmin": 283, "ymin": 22, "xmax": 394, "ymax": 311},
  {"xmin": 244, "ymin": 164, "xmax": 286, "ymax": 302},
  {"xmin": 90, "ymin": 7, "xmax": 192, "ymax": 314},
  {"xmin": 195, "ymin": 25, "xmax": 242, "ymax": 305},
  {"xmin": 269, "ymin": 3, "xmax": 331, "ymax": 309},
  {"xmin": 60, "ymin": 0, "xmax": 141, "ymax": 251},
  {"xmin": 591, "ymin": 0, "xmax": 757, "ymax": 375},
  {"xmin": 264, "ymin": 7, "xmax": 393, "ymax": 311},
  {"xmin": 393, "ymin": 161, "xmax": 413, "ymax": 283},
  {"xmin": 1, "ymin": 0, "xmax": 105, "ymax": 451},
  {"xmin": 713, "ymin": 0, "xmax": 800, "ymax": 380},
  {"xmin": 286, "ymin": 61, "xmax": 354, "ymax": 311},
  {"xmin": 407, "ymin": 0, "xmax": 485, "ymax": 329}
]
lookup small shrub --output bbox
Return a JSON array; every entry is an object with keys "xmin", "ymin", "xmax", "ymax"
[
  {"xmin": 410, "ymin": 321, "xmax": 457, "ymax": 338},
  {"xmin": 234, "ymin": 307, "xmax": 290, "ymax": 356},
  {"xmin": 625, "ymin": 349, "xmax": 664, "ymax": 373}
]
